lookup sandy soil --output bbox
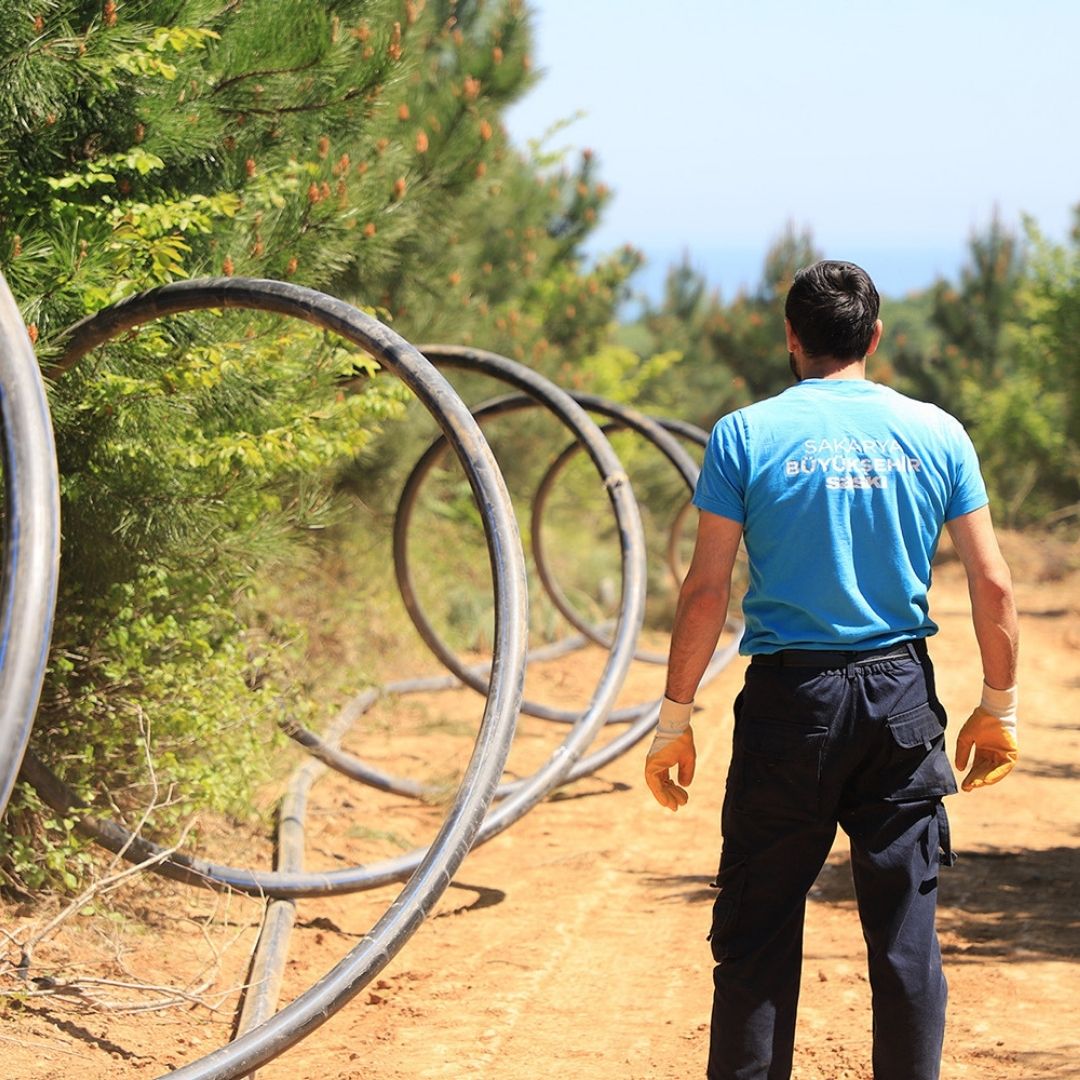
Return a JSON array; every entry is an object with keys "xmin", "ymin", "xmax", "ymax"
[{"xmin": 2, "ymin": 533, "xmax": 1078, "ymax": 1079}]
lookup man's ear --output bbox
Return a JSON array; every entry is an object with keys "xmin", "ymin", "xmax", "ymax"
[
  {"xmin": 866, "ymin": 318, "xmax": 883, "ymax": 357},
  {"xmin": 784, "ymin": 318, "xmax": 799, "ymax": 354}
]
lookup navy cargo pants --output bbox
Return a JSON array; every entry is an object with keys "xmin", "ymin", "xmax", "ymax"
[{"xmin": 707, "ymin": 641, "xmax": 957, "ymax": 1080}]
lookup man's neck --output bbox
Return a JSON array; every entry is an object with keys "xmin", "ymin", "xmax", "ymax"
[{"xmin": 801, "ymin": 358, "xmax": 866, "ymax": 381}]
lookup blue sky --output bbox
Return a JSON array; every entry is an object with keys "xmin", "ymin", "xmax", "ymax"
[{"xmin": 504, "ymin": 1, "xmax": 1080, "ymax": 301}]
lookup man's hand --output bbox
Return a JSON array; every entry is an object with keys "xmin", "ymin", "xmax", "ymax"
[
  {"xmin": 955, "ymin": 683, "xmax": 1019, "ymax": 792},
  {"xmin": 645, "ymin": 697, "xmax": 696, "ymax": 811}
]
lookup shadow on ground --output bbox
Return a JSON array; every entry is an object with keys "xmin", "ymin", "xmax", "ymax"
[
  {"xmin": 18, "ymin": 1004, "xmax": 145, "ymax": 1062},
  {"xmin": 802, "ymin": 847, "xmax": 1080, "ymax": 963},
  {"xmin": 640, "ymin": 844, "xmax": 1080, "ymax": 963},
  {"xmin": 637, "ymin": 872, "xmax": 717, "ymax": 905},
  {"xmin": 938, "ymin": 845, "xmax": 1080, "ymax": 962},
  {"xmin": 1015, "ymin": 757, "xmax": 1080, "ymax": 781}
]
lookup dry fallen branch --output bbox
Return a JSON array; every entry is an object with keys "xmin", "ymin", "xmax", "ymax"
[
  {"xmin": 0, "ymin": 825, "xmax": 261, "ymax": 1018},
  {"xmin": 10, "ymin": 815, "xmax": 198, "ymax": 975},
  {"xmin": 0, "ymin": 716, "xmax": 262, "ymax": 1019}
]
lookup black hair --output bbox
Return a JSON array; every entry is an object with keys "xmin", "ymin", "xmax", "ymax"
[{"xmin": 784, "ymin": 260, "xmax": 880, "ymax": 361}]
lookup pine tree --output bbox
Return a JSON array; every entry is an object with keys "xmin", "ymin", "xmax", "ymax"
[
  {"xmin": 890, "ymin": 214, "xmax": 1024, "ymax": 422},
  {"xmin": 958, "ymin": 215, "xmax": 1079, "ymax": 523}
]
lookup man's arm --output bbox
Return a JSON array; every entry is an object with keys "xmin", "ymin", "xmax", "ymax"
[
  {"xmin": 945, "ymin": 505, "xmax": 1018, "ymax": 690},
  {"xmin": 666, "ymin": 510, "xmax": 744, "ymax": 701},
  {"xmin": 644, "ymin": 510, "xmax": 742, "ymax": 812},
  {"xmin": 945, "ymin": 505, "xmax": 1020, "ymax": 791}
]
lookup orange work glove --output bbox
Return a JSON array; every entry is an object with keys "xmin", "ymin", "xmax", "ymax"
[
  {"xmin": 644, "ymin": 696, "xmax": 696, "ymax": 812},
  {"xmin": 954, "ymin": 682, "xmax": 1019, "ymax": 792}
]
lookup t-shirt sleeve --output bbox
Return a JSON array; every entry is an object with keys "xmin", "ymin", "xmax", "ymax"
[
  {"xmin": 944, "ymin": 420, "xmax": 989, "ymax": 521},
  {"xmin": 693, "ymin": 412, "xmax": 748, "ymax": 523}
]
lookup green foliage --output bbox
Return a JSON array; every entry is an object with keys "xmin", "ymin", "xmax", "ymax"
[
  {"xmin": 383, "ymin": 132, "xmax": 642, "ymax": 368},
  {"xmin": 875, "ymin": 288, "xmax": 942, "ymax": 384},
  {"xmin": 2, "ymin": 782, "xmax": 95, "ymax": 892},
  {"xmin": 930, "ymin": 214, "xmax": 1025, "ymax": 376},
  {"xmin": 4, "ymin": 315, "xmax": 410, "ymax": 888},
  {"xmin": 0, "ymin": 0, "xmax": 634, "ymax": 891}
]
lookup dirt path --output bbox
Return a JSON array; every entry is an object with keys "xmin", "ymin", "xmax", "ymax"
[{"xmin": 3, "ymin": 538, "xmax": 1078, "ymax": 1079}]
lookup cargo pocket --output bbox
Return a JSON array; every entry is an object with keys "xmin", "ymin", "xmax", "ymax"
[
  {"xmin": 734, "ymin": 718, "xmax": 828, "ymax": 821},
  {"xmin": 884, "ymin": 703, "xmax": 958, "ymax": 800},
  {"xmin": 707, "ymin": 864, "xmax": 745, "ymax": 963}
]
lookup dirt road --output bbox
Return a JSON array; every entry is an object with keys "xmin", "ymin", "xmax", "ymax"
[{"xmin": 3, "ymin": 536, "xmax": 1078, "ymax": 1079}]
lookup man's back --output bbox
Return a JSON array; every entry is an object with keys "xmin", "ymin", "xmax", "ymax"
[{"xmin": 694, "ymin": 378, "xmax": 987, "ymax": 653}]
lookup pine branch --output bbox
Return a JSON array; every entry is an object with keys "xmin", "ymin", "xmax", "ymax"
[
  {"xmin": 211, "ymin": 57, "xmax": 322, "ymax": 95},
  {"xmin": 214, "ymin": 85, "xmax": 364, "ymax": 116}
]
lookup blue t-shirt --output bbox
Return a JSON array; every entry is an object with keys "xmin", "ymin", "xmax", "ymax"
[{"xmin": 693, "ymin": 379, "xmax": 988, "ymax": 654}]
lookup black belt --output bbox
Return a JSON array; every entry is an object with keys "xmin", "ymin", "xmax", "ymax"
[{"xmin": 751, "ymin": 639, "xmax": 926, "ymax": 668}]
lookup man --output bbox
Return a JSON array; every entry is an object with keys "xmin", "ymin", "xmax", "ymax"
[{"xmin": 644, "ymin": 261, "xmax": 1019, "ymax": 1080}]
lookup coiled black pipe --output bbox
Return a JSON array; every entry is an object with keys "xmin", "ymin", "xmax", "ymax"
[
  {"xmin": 25, "ymin": 326, "xmax": 650, "ymax": 901},
  {"xmin": 275, "ymin": 363, "xmax": 663, "ymax": 810},
  {"xmin": 22, "ymin": 278, "xmax": 530, "ymax": 1080},
  {"xmin": 393, "ymin": 378, "xmax": 699, "ymax": 716},
  {"xmin": 281, "ymin": 636, "xmax": 593, "ymax": 799},
  {"xmin": 393, "ymin": 396, "xmax": 647, "ymax": 725},
  {"xmin": 220, "ymin": 390, "xmax": 739, "ymax": 1077}
]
